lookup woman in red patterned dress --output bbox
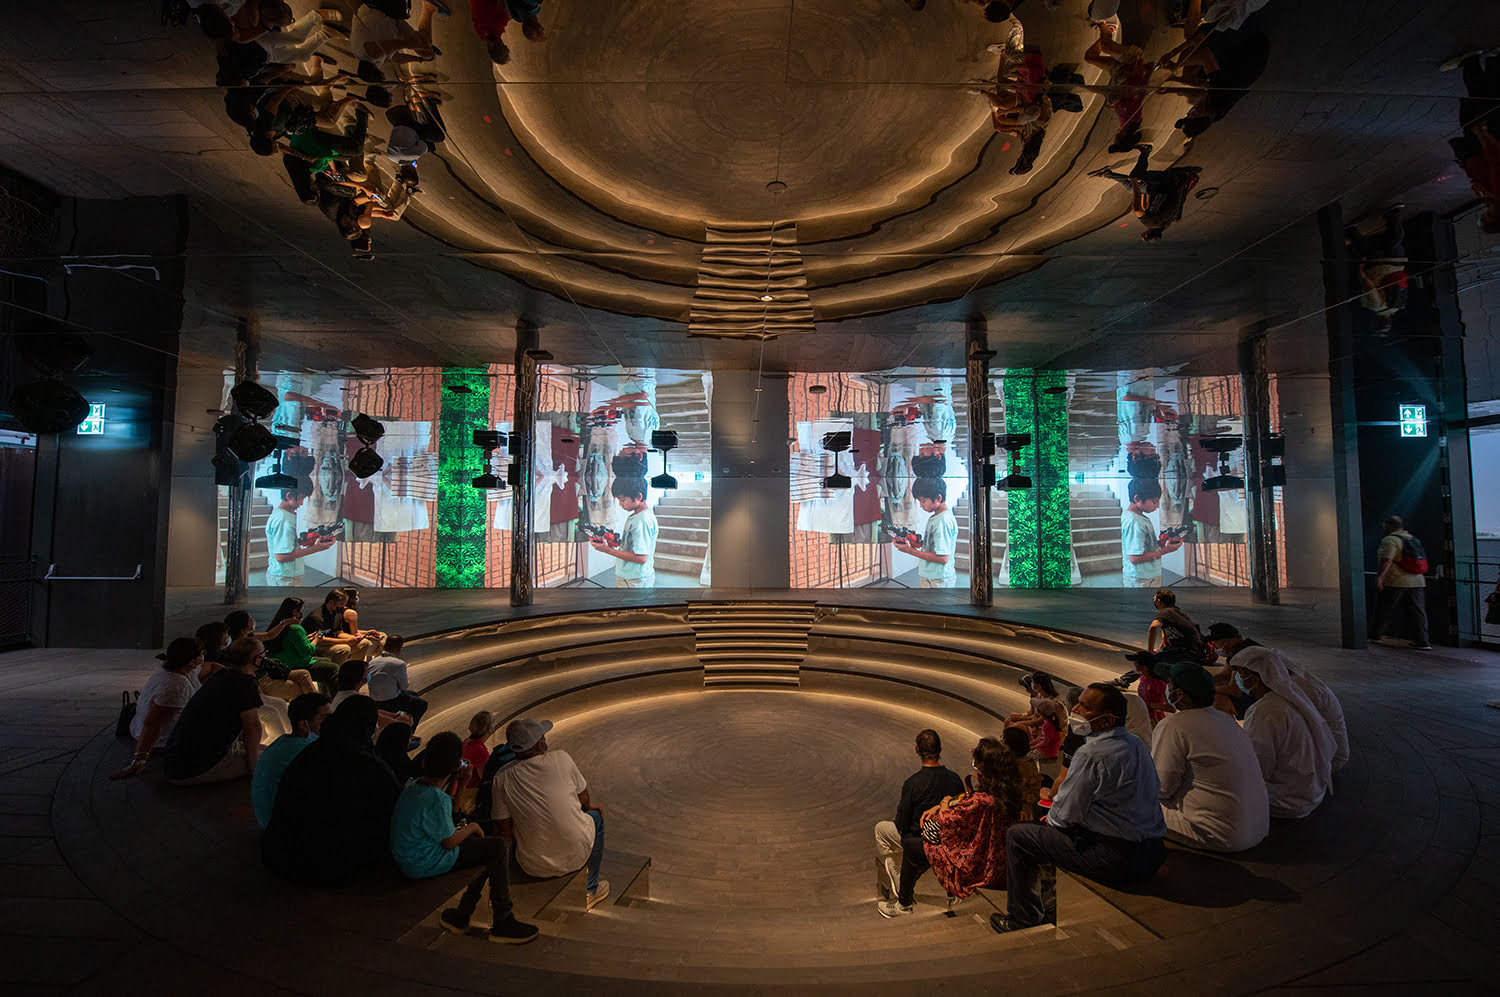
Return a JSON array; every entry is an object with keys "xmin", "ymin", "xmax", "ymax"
[{"xmin": 920, "ymin": 737, "xmax": 1025, "ymax": 899}]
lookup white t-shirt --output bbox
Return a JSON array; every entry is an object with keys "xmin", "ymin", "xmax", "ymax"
[
  {"xmin": 365, "ymin": 656, "xmax": 408, "ymax": 701},
  {"xmin": 1243, "ymin": 692, "xmax": 1330, "ymax": 819},
  {"xmin": 1121, "ymin": 509, "xmax": 1160, "ymax": 581},
  {"xmin": 264, "ymin": 507, "xmax": 301, "ymax": 585},
  {"xmin": 330, "ymin": 689, "xmax": 358, "ymax": 710},
  {"xmin": 1151, "ymin": 707, "xmax": 1269, "ymax": 852},
  {"xmin": 492, "ymin": 749, "xmax": 595, "ymax": 878},
  {"xmin": 131, "ymin": 668, "xmax": 198, "ymax": 741}
]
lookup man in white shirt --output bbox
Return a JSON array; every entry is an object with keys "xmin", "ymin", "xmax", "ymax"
[
  {"xmin": 1151, "ymin": 662, "xmax": 1268, "ymax": 852},
  {"xmin": 1209, "ymin": 625, "xmax": 1349, "ymax": 773},
  {"xmin": 1231, "ymin": 647, "xmax": 1336, "ymax": 819},
  {"xmin": 491, "ymin": 718, "xmax": 609, "ymax": 910},
  {"xmin": 365, "ymin": 635, "xmax": 428, "ymax": 727}
]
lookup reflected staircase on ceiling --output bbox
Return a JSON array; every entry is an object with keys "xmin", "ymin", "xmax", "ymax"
[{"xmin": 688, "ymin": 223, "xmax": 813, "ymax": 340}]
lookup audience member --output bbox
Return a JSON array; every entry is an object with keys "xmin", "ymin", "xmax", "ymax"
[
  {"xmin": 1156, "ymin": 16, "xmax": 1270, "ymax": 139},
  {"xmin": 458, "ymin": 710, "xmax": 495, "ymax": 811},
  {"xmin": 1088, "ymin": 145, "xmax": 1203, "ymax": 242},
  {"xmin": 1346, "ymin": 207, "xmax": 1409, "ymax": 332},
  {"xmin": 1151, "ymin": 663, "xmax": 1269, "ymax": 851},
  {"xmin": 331, "ymin": 658, "xmax": 368, "ymax": 709},
  {"xmin": 263, "ymin": 597, "xmax": 341, "ymax": 694},
  {"xmin": 352, "ymin": 0, "xmax": 446, "ymax": 74},
  {"xmin": 338, "ymin": 587, "xmax": 386, "ymax": 657},
  {"xmin": 491, "ymin": 718, "xmax": 610, "ymax": 910},
  {"xmin": 507, "ymin": 0, "xmax": 546, "ymax": 42},
  {"xmin": 992, "ymin": 684, "xmax": 1166, "ymax": 934},
  {"xmin": 164, "ymin": 638, "xmax": 267, "ymax": 785},
  {"xmin": 921, "ymin": 737, "xmax": 1024, "ymax": 899},
  {"xmin": 391, "ymin": 732, "xmax": 539, "ymax": 944},
  {"xmin": 1008, "ymin": 672, "xmax": 1065, "ymax": 731},
  {"xmin": 251, "ymin": 692, "xmax": 331, "ymax": 828},
  {"xmin": 1134, "ymin": 657, "xmax": 1173, "ymax": 726},
  {"xmin": 1445, "ymin": 49, "xmax": 1500, "ymax": 234},
  {"xmin": 304, "ymin": 590, "xmax": 378, "ymax": 664},
  {"xmin": 366, "ymin": 635, "xmax": 427, "ymax": 726},
  {"xmin": 1231, "ymin": 647, "xmax": 1336, "ymax": 819},
  {"xmin": 196, "ymin": 622, "xmax": 230, "ymax": 664},
  {"xmin": 1083, "ymin": 22, "xmax": 1153, "ymax": 152},
  {"xmin": 1207, "ymin": 626, "xmax": 1349, "ymax": 771},
  {"xmin": 1028, "ymin": 711, "xmax": 1063, "ymax": 760},
  {"xmin": 262, "ymin": 696, "xmax": 401, "ymax": 885},
  {"xmin": 112, "ymin": 637, "xmax": 205, "ymax": 780},
  {"xmin": 876, "ymin": 728, "xmax": 966, "ymax": 916},
  {"xmin": 1001, "ymin": 725, "xmax": 1043, "ymax": 820}
]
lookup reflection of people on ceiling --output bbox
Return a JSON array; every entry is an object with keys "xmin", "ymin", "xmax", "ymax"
[
  {"xmin": 614, "ymin": 368, "xmax": 660, "ymax": 446},
  {"xmin": 1088, "ymin": 146, "xmax": 1202, "ymax": 242},
  {"xmin": 352, "ymin": 0, "xmax": 445, "ymax": 74},
  {"xmin": 470, "ymin": 0, "xmax": 514, "ymax": 65},
  {"xmin": 1345, "ymin": 206, "xmax": 1409, "ymax": 333},
  {"xmin": 507, "ymin": 0, "xmax": 547, "ymax": 43},
  {"xmin": 896, "ymin": 477, "xmax": 958, "ymax": 588},
  {"xmin": 1084, "ymin": 22, "xmax": 1154, "ymax": 154},
  {"xmin": 1447, "ymin": 51, "xmax": 1500, "ymax": 236},
  {"xmin": 912, "ymin": 376, "xmax": 957, "ymax": 445},
  {"xmin": 1156, "ymin": 11, "xmax": 1271, "ymax": 140}
]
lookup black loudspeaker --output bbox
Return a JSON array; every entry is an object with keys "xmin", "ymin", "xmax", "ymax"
[{"xmin": 9, "ymin": 380, "xmax": 90, "ymax": 434}]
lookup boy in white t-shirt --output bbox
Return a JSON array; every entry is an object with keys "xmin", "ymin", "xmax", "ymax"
[{"xmin": 491, "ymin": 718, "xmax": 610, "ymax": 910}]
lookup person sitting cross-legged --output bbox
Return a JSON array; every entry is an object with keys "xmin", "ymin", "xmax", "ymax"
[
  {"xmin": 112, "ymin": 637, "xmax": 205, "ymax": 780},
  {"xmin": 1231, "ymin": 647, "xmax": 1336, "ymax": 820},
  {"xmin": 992, "ymin": 683, "xmax": 1167, "ymax": 934},
  {"xmin": 365, "ymin": 635, "xmax": 428, "ymax": 727},
  {"xmin": 490, "ymin": 718, "xmax": 609, "ymax": 911},
  {"xmin": 163, "ymin": 638, "xmax": 268, "ymax": 786},
  {"xmin": 1151, "ymin": 662, "xmax": 1268, "ymax": 852},
  {"xmin": 252, "ymin": 693, "xmax": 331, "ymax": 829},
  {"xmin": 391, "ymin": 731, "xmax": 539, "ymax": 944},
  {"xmin": 876, "ymin": 728, "xmax": 966, "ymax": 917}
]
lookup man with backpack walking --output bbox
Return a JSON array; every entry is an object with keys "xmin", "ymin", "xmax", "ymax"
[{"xmin": 1372, "ymin": 515, "xmax": 1431, "ymax": 649}]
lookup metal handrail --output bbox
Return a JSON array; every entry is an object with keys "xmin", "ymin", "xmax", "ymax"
[{"xmin": 42, "ymin": 563, "xmax": 142, "ymax": 582}]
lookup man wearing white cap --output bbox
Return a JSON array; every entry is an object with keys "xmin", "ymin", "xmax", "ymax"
[
  {"xmin": 1229, "ymin": 647, "xmax": 1336, "ymax": 819},
  {"xmin": 491, "ymin": 718, "xmax": 609, "ymax": 909}
]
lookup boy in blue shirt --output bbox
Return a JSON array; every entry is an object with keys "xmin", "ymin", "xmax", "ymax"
[
  {"xmin": 896, "ymin": 477, "xmax": 958, "ymax": 587},
  {"xmin": 389, "ymin": 732, "xmax": 538, "ymax": 944},
  {"xmin": 590, "ymin": 476, "xmax": 658, "ymax": 587},
  {"xmin": 252, "ymin": 693, "xmax": 330, "ymax": 829}
]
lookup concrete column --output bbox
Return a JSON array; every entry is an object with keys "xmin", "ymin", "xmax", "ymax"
[
  {"xmin": 510, "ymin": 321, "xmax": 541, "ymax": 606},
  {"xmin": 1239, "ymin": 329, "xmax": 1280, "ymax": 605},
  {"xmin": 966, "ymin": 323, "xmax": 993, "ymax": 607}
]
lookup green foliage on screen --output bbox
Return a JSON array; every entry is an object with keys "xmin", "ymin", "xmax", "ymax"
[
  {"xmin": 436, "ymin": 369, "xmax": 490, "ymax": 588},
  {"xmin": 1001, "ymin": 370, "xmax": 1071, "ymax": 589}
]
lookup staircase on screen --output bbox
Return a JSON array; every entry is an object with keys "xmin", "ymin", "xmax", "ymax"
[
  {"xmin": 651, "ymin": 377, "xmax": 711, "ymax": 583},
  {"xmin": 688, "ymin": 223, "xmax": 813, "ymax": 339},
  {"xmin": 688, "ymin": 602, "xmax": 818, "ymax": 687}
]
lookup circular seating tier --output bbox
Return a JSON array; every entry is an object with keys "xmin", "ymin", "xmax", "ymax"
[{"xmin": 54, "ymin": 601, "xmax": 1487, "ymax": 993}]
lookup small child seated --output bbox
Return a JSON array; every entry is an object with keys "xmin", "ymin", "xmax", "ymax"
[{"xmin": 389, "ymin": 731, "xmax": 538, "ymax": 944}]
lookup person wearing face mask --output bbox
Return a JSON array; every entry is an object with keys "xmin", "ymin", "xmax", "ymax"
[
  {"xmin": 991, "ymin": 683, "xmax": 1166, "ymax": 934},
  {"xmin": 112, "ymin": 637, "xmax": 207, "ymax": 780},
  {"xmin": 1150, "ymin": 662, "xmax": 1268, "ymax": 852},
  {"xmin": 1232, "ymin": 648, "xmax": 1336, "ymax": 819}
]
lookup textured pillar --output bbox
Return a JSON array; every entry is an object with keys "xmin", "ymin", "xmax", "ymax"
[
  {"xmin": 966, "ymin": 325, "xmax": 993, "ymax": 607},
  {"xmin": 435, "ymin": 368, "xmax": 490, "ymax": 588},
  {"xmin": 1002, "ymin": 370, "xmax": 1071, "ymax": 588},
  {"xmin": 510, "ymin": 322, "xmax": 540, "ymax": 606},
  {"xmin": 1239, "ymin": 330, "xmax": 1280, "ymax": 605},
  {"xmin": 223, "ymin": 317, "xmax": 257, "ymax": 606}
]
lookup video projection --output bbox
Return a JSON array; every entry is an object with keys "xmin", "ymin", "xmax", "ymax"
[
  {"xmin": 788, "ymin": 371, "xmax": 969, "ymax": 589},
  {"xmin": 787, "ymin": 368, "xmax": 1286, "ymax": 590},
  {"xmin": 214, "ymin": 366, "xmax": 711, "ymax": 589}
]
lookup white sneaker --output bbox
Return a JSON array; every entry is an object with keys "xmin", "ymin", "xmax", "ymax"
[
  {"xmin": 884, "ymin": 857, "xmax": 901, "ymax": 895},
  {"xmin": 879, "ymin": 900, "xmax": 915, "ymax": 918},
  {"xmin": 585, "ymin": 880, "xmax": 611, "ymax": 910}
]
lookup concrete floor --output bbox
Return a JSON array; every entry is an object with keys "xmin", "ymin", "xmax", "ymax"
[{"xmin": 3, "ymin": 588, "xmax": 1498, "ymax": 993}]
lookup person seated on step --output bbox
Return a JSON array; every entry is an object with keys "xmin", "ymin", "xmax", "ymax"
[
  {"xmin": 1230, "ymin": 647, "xmax": 1336, "ymax": 820},
  {"xmin": 457, "ymin": 710, "xmax": 496, "ymax": 814},
  {"xmin": 1001, "ymin": 725, "xmax": 1044, "ymax": 821},
  {"xmin": 262, "ymin": 696, "xmax": 401, "ymax": 886},
  {"xmin": 991, "ymin": 683, "xmax": 1167, "ymax": 935},
  {"xmin": 1123, "ymin": 588, "xmax": 1206, "ymax": 675},
  {"xmin": 112, "ymin": 637, "xmax": 206, "ymax": 781},
  {"xmin": 196, "ymin": 622, "xmax": 230, "ymax": 667},
  {"xmin": 1038, "ymin": 686, "xmax": 1084, "ymax": 809},
  {"xmin": 303, "ymin": 590, "xmax": 379, "ymax": 665},
  {"xmin": 392, "ymin": 732, "xmax": 539, "ymax": 944},
  {"xmin": 1151, "ymin": 663, "xmax": 1268, "ymax": 852},
  {"xmin": 1208, "ymin": 623, "xmax": 1347, "ymax": 768},
  {"xmin": 1027, "ymin": 710, "xmax": 1063, "ymax": 761},
  {"xmin": 336, "ymin": 587, "xmax": 386, "ymax": 658},
  {"xmin": 164, "ymin": 638, "xmax": 268, "ymax": 786},
  {"xmin": 365, "ymin": 635, "xmax": 427, "ymax": 728},
  {"xmin": 261, "ymin": 597, "xmax": 341, "ymax": 696},
  {"xmin": 1007, "ymin": 672, "xmax": 1066, "ymax": 732},
  {"xmin": 920, "ymin": 737, "xmax": 1026, "ymax": 902},
  {"xmin": 491, "ymin": 718, "xmax": 610, "ymax": 911},
  {"xmin": 330, "ymin": 659, "xmax": 416, "ymax": 739},
  {"xmin": 252, "ymin": 693, "xmax": 331, "ymax": 829},
  {"xmin": 876, "ymin": 728, "xmax": 966, "ymax": 917}
]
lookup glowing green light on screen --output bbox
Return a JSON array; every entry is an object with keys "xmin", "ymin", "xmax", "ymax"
[{"xmin": 436, "ymin": 369, "xmax": 490, "ymax": 587}]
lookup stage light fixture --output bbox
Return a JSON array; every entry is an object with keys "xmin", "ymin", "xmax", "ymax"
[
  {"xmin": 993, "ymin": 433, "xmax": 1033, "ymax": 490},
  {"xmin": 348, "ymin": 446, "xmax": 384, "ymax": 480},
  {"xmin": 1199, "ymin": 434, "xmax": 1244, "ymax": 492},
  {"xmin": 350, "ymin": 413, "xmax": 385, "ymax": 445},
  {"xmin": 227, "ymin": 420, "xmax": 276, "ymax": 462},
  {"xmin": 650, "ymin": 430, "xmax": 679, "ymax": 490},
  {"xmin": 229, "ymin": 381, "xmax": 278, "ymax": 420},
  {"xmin": 8, "ymin": 379, "xmax": 91, "ymax": 435},
  {"xmin": 821, "ymin": 431, "xmax": 851, "ymax": 452},
  {"xmin": 472, "ymin": 429, "xmax": 509, "ymax": 490}
]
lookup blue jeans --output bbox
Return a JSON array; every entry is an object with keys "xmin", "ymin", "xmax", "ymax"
[{"xmin": 585, "ymin": 809, "xmax": 605, "ymax": 892}]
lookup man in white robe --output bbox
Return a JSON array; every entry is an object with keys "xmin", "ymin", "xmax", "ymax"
[{"xmin": 1230, "ymin": 647, "xmax": 1336, "ymax": 819}]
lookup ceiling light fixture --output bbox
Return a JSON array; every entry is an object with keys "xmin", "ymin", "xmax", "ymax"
[
  {"xmin": 348, "ymin": 413, "xmax": 386, "ymax": 480},
  {"xmin": 472, "ymin": 428, "xmax": 509, "ymax": 490},
  {"xmin": 1199, "ymin": 435, "xmax": 1244, "ymax": 491},
  {"xmin": 650, "ymin": 430, "xmax": 679, "ymax": 490}
]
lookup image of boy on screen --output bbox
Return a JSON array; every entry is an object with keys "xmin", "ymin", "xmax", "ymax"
[
  {"xmin": 895, "ymin": 477, "xmax": 957, "ymax": 588},
  {"xmin": 1121, "ymin": 477, "xmax": 1180, "ymax": 587},
  {"xmin": 266, "ymin": 487, "xmax": 334, "ymax": 587},
  {"xmin": 591, "ymin": 476, "xmax": 658, "ymax": 588}
]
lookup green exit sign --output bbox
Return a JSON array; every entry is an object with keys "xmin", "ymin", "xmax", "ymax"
[{"xmin": 1398, "ymin": 404, "xmax": 1426, "ymax": 438}]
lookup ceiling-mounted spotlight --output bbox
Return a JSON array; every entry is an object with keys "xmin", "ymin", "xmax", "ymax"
[
  {"xmin": 348, "ymin": 412, "xmax": 386, "ymax": 480},
  {"xmin": 230, "ymin": 381, "xmax": 278, "ymax": 420},
  {"xmin": 808, "ymin": 383, "xmax": 828, "ymax": 395},
  {"xmin": 472, "ymin": 428, "xmax": 509, "ymax": 490},
  {"xmin": 255, "ymin": 447, "xmax": 299, "ymax": 490},
  {"xmin": 8, "ymin": 379, "xmax": 91, "ymax": 435},
  {"xmin": 1199, "ymin": 434, "xmax": 1244, "ymax": 492},
  {"xmin": 819, "ymin": 430, "xmax": 853, "ymax": 489},
  {"xmin": 650, "ymin": 430, "xmax": 679, "ymax": 490},
  {"xmin": 821, "ymin": 431, "xmax": 851, "ymax": 452},
  {"xmin": 994, "ymin": 432, "xmax": 1033, "ymax": 490},
  {"xmin": 227, "ymin": 421, "xmax": 276, "ymax": 462}
]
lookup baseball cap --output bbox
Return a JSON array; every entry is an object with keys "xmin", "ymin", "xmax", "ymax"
[{"xmin": 506, "ymin": 717, "xmax": 553, "ymax": 752}]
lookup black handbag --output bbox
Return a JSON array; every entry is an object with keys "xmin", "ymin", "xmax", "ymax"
[{"xmin": 115, "ymin": 691, "xmax": 139, "ymax": 739}]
